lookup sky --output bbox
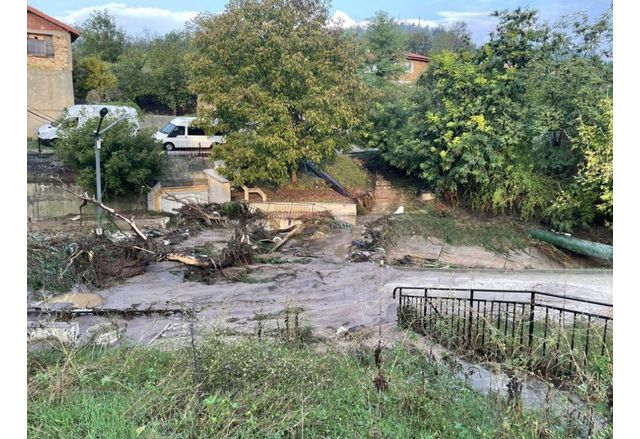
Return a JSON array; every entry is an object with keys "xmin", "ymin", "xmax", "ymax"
[{"xmin": 27, "ymin": 0, "xmax": 611, "ymax": 44}]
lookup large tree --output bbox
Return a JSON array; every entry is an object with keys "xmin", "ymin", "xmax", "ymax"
[
  {"xmin": 378, "ymin": 7, "xmax": 613, "ymax": 231},
  {"xmin": 115, "ymin": 31, "xmax": 196, "ymax": 114},
  {"xmin": 189, "ymin": 0, "xmax": 368, "ymax": 184},
  {"xmin": 73, "ymin": 10, "xmax": 126, "ymax": 63},
  {"xmin": 362, "ymin": 11, "xmax": 407, "ymax": 81}
]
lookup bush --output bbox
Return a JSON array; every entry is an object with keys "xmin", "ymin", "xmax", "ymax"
[{"xmin": 55, "ymin": 116, "xmax": 164, "ymax": 197}]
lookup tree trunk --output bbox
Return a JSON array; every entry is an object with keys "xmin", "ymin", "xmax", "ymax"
[{"xmin": 290, "ymin": 170, "xmax": 298, "ymax": 184}]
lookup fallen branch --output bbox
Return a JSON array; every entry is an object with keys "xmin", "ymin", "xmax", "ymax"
[
  {"xmin": 154, "ymin": 188, "xmax": 227, "ymax": 226},
  {"xmin": 147, "ymin": 323, "xmax": 173, "ymax": 345},
  {"xmin": 165, "ymin": 253, "xmax": 211, "ymax": 267},
  {"xmin": 51, "ymin": 177, "xmax": 148, "ymax": 241},
  {"xmin": 268, "ymin": 224, "xmax": 302, "ymax": 254}
]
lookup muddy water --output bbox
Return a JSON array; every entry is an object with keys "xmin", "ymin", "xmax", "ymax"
[
  {"xmin": 32, "ymin": 259, "xmax": 609, "ymax": 346},
  {"xmin": 27, "ymin": 258, "xmax": 611, "ymax": 431}
]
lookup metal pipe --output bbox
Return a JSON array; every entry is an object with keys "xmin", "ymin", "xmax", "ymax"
[{"xmin": 529, "ymin": 228, "xmax": 613, "ymax": 262}]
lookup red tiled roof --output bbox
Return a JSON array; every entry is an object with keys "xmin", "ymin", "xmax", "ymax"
[
  {"xmin": 27, "ymin": 5, "xmax": 80, "ymax": 41},
  {"xmin": 405, "ymin": 52, "xmax": 430, "ymax": 62}
]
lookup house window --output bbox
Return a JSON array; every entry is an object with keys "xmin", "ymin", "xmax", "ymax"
[
  {"xmin": 404, "ymin": 62, "xmax": 414, "ymax": 73},
  {"xmin": 27, "ymin": 34, "xmax": 54, "ymax": 57}
]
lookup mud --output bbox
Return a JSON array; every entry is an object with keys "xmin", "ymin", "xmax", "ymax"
[
  {"xmin": 46, "ymin": 292, "xmax": 104, "ymax": 308},
  {"xmin": 27, "ymin": 258, "xmax": 611, "ymax": 345}
]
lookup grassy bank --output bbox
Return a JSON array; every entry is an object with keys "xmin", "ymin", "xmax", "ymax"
[
  {"xmin": 29, "ymin": 338, "xmax": 588, "ymax": 438},
  {"xmin": 385, "ymin": 204, "xmax": 531, "ymax": 255}
]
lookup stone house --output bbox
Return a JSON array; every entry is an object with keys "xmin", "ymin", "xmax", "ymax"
[
  {"xmin": 397, "ymin": 52, "xmax": 430, "ymax": 83},
  {"xmin": 27, "ymin": 6, "xmax": 80, "ymax": 138}
]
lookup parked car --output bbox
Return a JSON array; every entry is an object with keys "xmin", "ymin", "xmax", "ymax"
[
  {"xmin": 37, "ymin": 105, "xmax": 139, "ymax": 145},
  {"xmin": 154, "ymin": 117, "xmax": 225, "ymax": 151}
]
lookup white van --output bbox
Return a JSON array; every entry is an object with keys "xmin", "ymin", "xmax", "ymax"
[
  {"xmin": 154, "ymin": 117, "xmax": 225, "ymax": 151},
  {"xmin": 37, "ymin": 105, "xmax": 139, "ymax": 144}
]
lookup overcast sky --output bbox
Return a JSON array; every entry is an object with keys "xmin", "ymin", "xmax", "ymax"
[{"xmin": 27, "ymin": 0, "xmax": 611, "ymax": 44}]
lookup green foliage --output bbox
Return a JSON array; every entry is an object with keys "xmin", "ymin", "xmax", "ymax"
[
  {"xmin": 320, "ymin": 155, "xmax": 373, "ymax": 192},
  {"xmin": 73, "ymin": 56, "xmax": 118, "ymax": 101},
  {"xmin": 362, "ymin": 11, "xmax": 408, "ymax": 81},
  {"xmin": 545, "ymin": 99, "xmax": 613, "ymax": 230},
  {"xmin": 115, "ymin": 31, "xmax": 196, "ymax": 114},
  {"xmin": 361, "ymin": 81, "xmax": 414, "ymax": 156},
  {"xmin": 385, "ymin": 204, "xmax": 531, "ymax": 255},
  {"xmin": 375, "ymin": 7, "xmax": 613, "ymax": 232},
  {"xmin": 28, "ymin": 338, "xmax": 586, "ymax": 438},
  {"xmin": 27, "ymin": 234, "xmax": 80, "ymax": 293},
  {"xmin": 189, "ymin": 0, "xmax": 368, "ymax": 185},
  {"xmin": 55, "ymin": 116, "xmax": 164, "ymax": 196},
  {"xmin": 73, "ymin": 10, "xmax": 126, "ymax": 63}
]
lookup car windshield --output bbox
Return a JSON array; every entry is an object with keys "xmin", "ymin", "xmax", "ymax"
[{"xmin": 160, "ymin": 123, "xmax": 177, "ymax": 134}]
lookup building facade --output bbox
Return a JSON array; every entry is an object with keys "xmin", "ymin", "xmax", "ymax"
[
  {"xmin": 398, "ymin": 52, "xmax": 430, "ymax": 83},
  {"xmin": 27, "ymin": 6, "xmax": 80, "ymax": 138}
]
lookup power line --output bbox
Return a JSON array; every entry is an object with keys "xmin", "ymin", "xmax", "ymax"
[{"xmin": 27, "ymin": 109, "xmax": 52, "ymax": 123}]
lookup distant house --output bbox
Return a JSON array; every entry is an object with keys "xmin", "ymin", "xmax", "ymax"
[
  {"xmin": 27, "ymin": 6, "xmax": 80, "ymax": 138},
  {"xmin": 397, "ymin": 52, "xmax": 430, "ymax": 83}
]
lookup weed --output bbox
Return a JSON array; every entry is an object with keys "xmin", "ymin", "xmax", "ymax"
[
  {"xmin": 385, "ymin": 204, "xmax": 531, "ymax": 255},
  {"xmin": 28, "ymin": 337, "xmax": 584, "ymax": 438}
]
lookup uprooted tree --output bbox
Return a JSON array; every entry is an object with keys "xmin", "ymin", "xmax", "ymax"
[{"xmin": 189, "ymin": 0, "xmax": 369, "ymax": 185}]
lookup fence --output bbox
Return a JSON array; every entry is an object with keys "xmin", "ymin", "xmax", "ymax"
[{"xmin": 393, "ymin": 287, "xmax": 612, "ymax": 378}]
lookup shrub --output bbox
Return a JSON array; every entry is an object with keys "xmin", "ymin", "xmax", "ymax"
[{"xmin": 55, "ymin": 116, "xmax": 164, "ymax": 197}]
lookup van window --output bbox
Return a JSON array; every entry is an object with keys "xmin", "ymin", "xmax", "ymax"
[
  {"xmin": 189, "ymin": 127, "xmax": 206, "ymax": 136},
  {"xmin": 168, "ymin": 126, "xmax": 185, "ymax": 137},
  {"xmin": 160, "ymin": 123, "xmax": 176, "ymax": 134}
]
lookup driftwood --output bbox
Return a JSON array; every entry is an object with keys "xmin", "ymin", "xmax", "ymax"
[
  {"xmin": 268, "ymin": 224, "xmax": 302, "ymax": 254},
  {"xmin": 157, "ymin": 190, "xmax": 227, "ymax": 226},
  {"xmin": 165, "ymin": 252, "xmax": 211, "ymax": 267},
  {"xmin": 52, "ymin": 177, "xmax": 148, "ymax": 241},
  {"xmin": 27, "ymin": 306, "xmax": 190, "ymax": 318}
]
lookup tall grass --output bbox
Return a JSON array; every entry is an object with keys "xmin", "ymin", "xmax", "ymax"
[{"xmin": 28, "ymin": 336, "xmax": 588, "ymax": 438}]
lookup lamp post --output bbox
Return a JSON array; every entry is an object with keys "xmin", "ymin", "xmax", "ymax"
[
  {"xmin": 94, "ymin": 107, "xmax": 109, "ymax": 235},
  {"xmin": 93, "ymin": 107, "xmax": 132, "ymax": 235}
]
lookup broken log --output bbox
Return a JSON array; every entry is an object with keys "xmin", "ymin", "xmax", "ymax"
[
  {"xmin": 27, "ymin": 306, "xmax": 191, "ymax": 318},
  {"xmin": 268, "ymin": 224, "xmax": 302, "ymax": 254},
  {"xmin": 52, "ymin": 177, "xmax": 148, "ymax": 241},
  {"xmin": 165, "ymin": 253, "xmax": 211, "ymax": 267}
]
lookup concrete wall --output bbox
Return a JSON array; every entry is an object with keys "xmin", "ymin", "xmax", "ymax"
[
  {"xmin": 27, "ymin": 25, "xmax": 75, "ymax": 137},
  {"xmin": 251, "ymin": 201, "xmax": 358, "ymax": 225},
  {"xmin": 28, "ymin": 182, "xmax": 142, "ymax": 221},
  {"xmin": 147, "ymin": 183, "xmax": 210, "ymax": 213}
]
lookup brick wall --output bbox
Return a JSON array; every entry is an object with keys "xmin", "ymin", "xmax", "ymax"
[
  {"xmin": 398, "ymin": 59, "xmax": 429, "ymax": 83},
  {"xmin": 27, "ymin": 29, "xmax": 72, "ymax": 71},
  {"xmin": 27, "ymin": 11, "xmax": 76, "ymax": 137}
]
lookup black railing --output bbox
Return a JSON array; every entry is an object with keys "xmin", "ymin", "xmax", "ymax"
[{"xmin": 393, "ymin": 287, "xmax": 613, "ymax": 378}]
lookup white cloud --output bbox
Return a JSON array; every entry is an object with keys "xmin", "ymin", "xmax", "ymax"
[
  {"xmin": 398, "ymin": 18, "xmax": 439, "ymax": 28},
  {"xmin": 437, "ymin": 11, "xmax": 493, "ymax": 23},
  {"xmin": 329, "ymin": 10, "xmax": 369, "ymax": 29},
  {"xmin": 55, "ymin": 2, "xmax": 199, "ymax": 34},
  {"xmin": 329, "ymin": 10, "xmax": 498, "ymax": 44}
]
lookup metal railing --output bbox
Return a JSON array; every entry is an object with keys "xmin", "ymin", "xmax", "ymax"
[{"xmin": 393, "ymin": 287, "xmax": 613, "ymax": 378}]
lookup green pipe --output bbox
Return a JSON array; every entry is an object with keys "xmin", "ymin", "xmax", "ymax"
[{"xmin": 528, "ymin": 228, "xmax": 613, "ymax": 262}]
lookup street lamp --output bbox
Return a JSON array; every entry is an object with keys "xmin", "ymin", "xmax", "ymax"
[{"xmin": 93, "ymin": 107, "xmax": 132, "ymax": 235}]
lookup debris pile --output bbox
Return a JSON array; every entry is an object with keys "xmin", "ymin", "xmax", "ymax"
[{"xmin": 347, "ymin": 217, "xmax": 389, "ymax": 263}]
